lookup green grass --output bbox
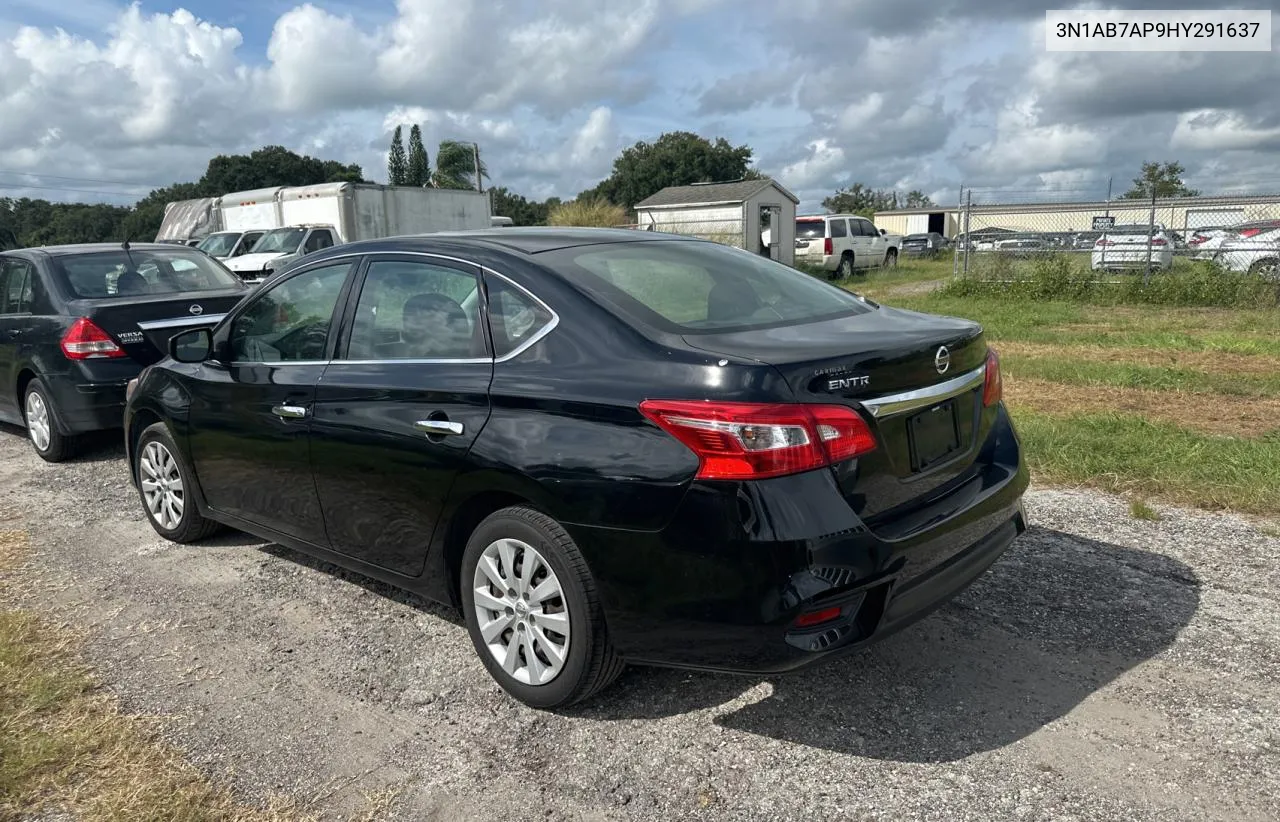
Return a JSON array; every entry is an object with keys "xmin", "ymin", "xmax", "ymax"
[
  {"xmin": 1001, "ymin": 354, "xmax": 1280, "ymax": 398},
  {"xmin": 879, "ymin": 293, "xmax": 1280, "ymax": 353},
  {"xmin": 1129, "ymin": 498, "xmax": 1161, "ymax": 521},
  {"xmin": 945, "ymin": 252, "xmax": 1280, "ymax": 309},
  {"xmin": 1016, "ymin": 412, "xmax": 1280, "ymax": 514}
]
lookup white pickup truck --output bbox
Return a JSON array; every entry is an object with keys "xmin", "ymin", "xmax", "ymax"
[{"xmin": 794, "ymin": 214, "xmax": 903, "ymax": 278}]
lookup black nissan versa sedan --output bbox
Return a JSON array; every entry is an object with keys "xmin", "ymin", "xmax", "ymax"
[
  {"xmin": 0, "ymin": 244, "xmax": 248, "ymax": 461},
  {"xmin": 122, "ymin": 228, "xmax": 1029, "ymax": 708}
]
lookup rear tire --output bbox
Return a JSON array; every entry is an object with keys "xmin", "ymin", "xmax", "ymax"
[
  {"xmin": 836, "ymin": 253, "xmax": 854, "ymax": 279},
  {"xmin": 461, "ymin": 506, "xmax": 623, "ymax": 709},
  {"xmin": 1248, "ymin": 258, "xmax": 1279, "ymax": 280},
  {"xmin": 23, "ymin": 379, "xmax": 76, "ymax": 463},
  {"xmin": 134, "ymin": 422, "xmax": 222, "ymax": 543}
]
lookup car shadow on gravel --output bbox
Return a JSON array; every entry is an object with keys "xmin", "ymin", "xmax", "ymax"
[
  {"xmin": 575, "ymin": 525, "xmax": 1201, "ymax": 764},
  {"xmin": 257, "ymin": 543, "xmax": 464, "ymax": 625},
  {"xmin": 0, "ymin": 424, "xmax": 124, "ymax": 464}
]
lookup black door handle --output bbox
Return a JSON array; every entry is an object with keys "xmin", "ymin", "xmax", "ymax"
[{"xmin": 4, "ymin": 330, "xmax": 19, "ymax": 339}]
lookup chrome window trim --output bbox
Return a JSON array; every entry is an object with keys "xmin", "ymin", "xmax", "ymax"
[
  {"xmin": 226, "ymin": 249, "xmax": 560, "ymax": 368},
  {"xmin": 137, "ymin": 313, "xmax": 228, "ymax": 330},
  {"xmin": 859, "ymin": 364, "xmax": 987, "ymax": 419}
]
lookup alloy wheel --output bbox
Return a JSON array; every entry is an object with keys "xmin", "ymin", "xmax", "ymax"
[
  {"xmin": 25, "ymin": 391, "xmax": 51, "ymax": 452},
  {"xmin": 472, "ymin": 537, "xmax": 571, "ymax": 686},
  {"xmin": 139, "ymin": 441, "xmax": 185, "ymax": 531}
]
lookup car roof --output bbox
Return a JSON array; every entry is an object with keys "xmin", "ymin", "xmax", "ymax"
[
  {"xmin": 13, "ymin": 242, "xmax": 202, "ymax": 257},
  {"xmin": 332, "ymin": 227, "xmax": 701, "ymax": 256}
]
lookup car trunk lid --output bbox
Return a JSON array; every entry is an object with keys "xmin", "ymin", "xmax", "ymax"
[
  {"xmin": 682, "ymin": 305, "xmax": 991, "ymax": 518},
  {"xmin": 69, "ymin": 290, "xmax": 245, "ymax": 365}
]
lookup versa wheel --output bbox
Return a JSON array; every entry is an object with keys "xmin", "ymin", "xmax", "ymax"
[
  {"xmin": 461, "ymin": 506, "xmax": 624, "ymax": 708},
  {"xmin": 23, "ymin": 379, "xmax": 75, "ymax": 462},
  {"xmin": 134, "ymin": 422, "xmax": 221, "ymax": 543}
]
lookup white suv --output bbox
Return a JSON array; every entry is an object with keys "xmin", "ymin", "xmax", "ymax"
[{"xmin": 795, "ymin": 214, "xmax": 900, "ymax": 278}]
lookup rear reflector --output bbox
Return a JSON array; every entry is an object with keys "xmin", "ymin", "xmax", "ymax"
[
  {"xmin": 61, "ymin": 317, "xmax": 125, "ymax": 360},
  {"xmin": 638, "ymin": 400, "xmax": 877, "ymax": 481},
  {"xmin": 793, "ymin": 606, "xmax": 842, "ymax": 628},
  {"xmin": 982, "ymin": 348, "xmax": 1002, "ymax": 407}
]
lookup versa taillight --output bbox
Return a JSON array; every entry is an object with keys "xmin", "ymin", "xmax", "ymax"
[
  {"xmin": 823, "ymin": 237, "xmax": 833, "ymax": 255},
  {"xmin": 982, "ymin": 349, "xmax": 1002, "ymax": 407},
  {"xmin": 61, "ymin": 317, "xmax": 125, "ymax": 360},
  {"xmin": 638, "ymin": 400, "xmax": 877, "ymax": 481}
]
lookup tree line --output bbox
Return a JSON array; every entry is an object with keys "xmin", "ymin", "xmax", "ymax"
[{"xmin": 0, "ymin": 128, "xmax": 1205, "ymax": 248}]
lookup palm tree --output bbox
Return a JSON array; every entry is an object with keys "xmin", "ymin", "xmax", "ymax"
[{"xmin": 433, "ymin": 141, "xmax": 489, "ymax": 190}]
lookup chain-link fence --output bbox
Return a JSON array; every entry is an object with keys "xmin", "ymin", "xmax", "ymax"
[{"xmin": 948, "ymin": 190, "xmax": 1280, "ymax": 283}]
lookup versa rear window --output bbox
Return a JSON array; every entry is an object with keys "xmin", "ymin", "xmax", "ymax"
[
  {"xmin": 55, "ymin": 250, "xmax": 245, "ymax": 299},
  {"xmin": 540, "ymin": 239, "xmax": 875, "ymax": 335}
]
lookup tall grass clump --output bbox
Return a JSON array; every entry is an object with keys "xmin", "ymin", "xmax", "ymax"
[
  {"xmin": 943, "ymin": 254, "xmax": 1280, "ymax": 309},
  {"xmin": 547, "ymin": 198, "xmax": 629, "ymax": 228}
]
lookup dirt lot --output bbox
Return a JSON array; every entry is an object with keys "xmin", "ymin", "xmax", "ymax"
[{"xmin": 2, "ymin": 427, "xmax": 1277, "ymax": 822}]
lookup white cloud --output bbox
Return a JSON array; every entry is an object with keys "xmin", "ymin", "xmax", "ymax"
[{"xmin": 1172, "ymin": 110, "xmax": 1280, "ymax": 153}]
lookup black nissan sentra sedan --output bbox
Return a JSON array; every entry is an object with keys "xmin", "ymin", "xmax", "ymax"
[
  {"xmin": 123, "ymin": 228, "xmax": 1029, "ymax": 708},
  {"xmin": 0, "ymin": 243, "xmax": 247, "ymax": 461}
]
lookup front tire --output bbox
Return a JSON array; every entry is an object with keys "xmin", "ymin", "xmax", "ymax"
[
  {"xmin": 884, "ymin": 249, "xmax": 898, "ymax": 268},
  {"xmin": 24, "ymin": 379, "xmax": 76, "ymax": 463},
  {"xmin": 134, "ymin": 422, "xmax": 221, "ymax": 543},
  {"xmin": 461, "ymin": 506, "xmax": 623, "ymax": 709}
]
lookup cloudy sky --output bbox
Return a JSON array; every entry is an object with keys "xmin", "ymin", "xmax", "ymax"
[{"xmin": 2, "ymin": 0, "xmax": 1279, "ymax": 213}]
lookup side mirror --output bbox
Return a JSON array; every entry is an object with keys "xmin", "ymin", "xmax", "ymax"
[
  {"xmin": 169, "ymin": 327, "xmax": 213, "ymax": 363},
  {"xmin": 879, "ymin": 228, "xmax": 887, "ymax": 236}
]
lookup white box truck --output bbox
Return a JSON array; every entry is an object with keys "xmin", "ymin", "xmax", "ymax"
[{"xmin": 222, "ymin": 183, "xmax": 492, "ymax": 281}]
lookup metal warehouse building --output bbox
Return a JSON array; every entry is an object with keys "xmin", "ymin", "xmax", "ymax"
[{"xmin": 873, "ymin": 194, "xmax": 1280, "ymax": 238}]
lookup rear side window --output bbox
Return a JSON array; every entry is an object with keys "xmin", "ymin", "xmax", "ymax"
[
  {"xmin": 829, "ymin": 219, "xmax": 847, "ymax": 238},
  {"xmin": 55, "ymin": 249, "xmax": 244, "ymax": 299},
  {"xmin": 345, "ymin": 260, "xmax": 483, "ymax": 360},
  {"xmin": 0, "ymin": 259, "xmax": 35, "ymax": 314},
  {"xmin": 542, "ymin": 240, "xmax": 874, "ymax": 334},
  {"xmin": 486, "ymin": 276, "xmax": 554, "ymax": 359}
]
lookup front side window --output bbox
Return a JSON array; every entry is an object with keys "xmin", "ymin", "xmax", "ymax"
[
  {"xmin": 543, "ymin": 239, "xmax": 874, "ymax": 334},
  {"xmin": 229, "ymin": 262, "xmax": 351, "ymax": 362},
  {"xmin": 345, "ymin": 260, "xmax": 483, "ymax": 360},
  {"xmin": 304, "ymin": 230, "xmax": 334, "ymax": 253}
]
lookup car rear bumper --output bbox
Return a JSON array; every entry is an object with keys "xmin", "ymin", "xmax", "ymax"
[
  {"xmin": 42, "ymin": 367, "xmax": 137, "ymax": 435},
  {"xmin": 569, "ymin": 411, "xmax": 1031, "ymax": 674},
  {"xmin": 1091, "ymin": 251, "xmax": 1172, "ymax": 268}
]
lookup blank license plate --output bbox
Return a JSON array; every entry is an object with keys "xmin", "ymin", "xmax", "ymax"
[{"xmin": 908, "ymin": 400, "xmax": 960, "ymax": 471}]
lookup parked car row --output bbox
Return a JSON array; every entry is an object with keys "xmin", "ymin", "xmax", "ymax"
[{"xmin": 1, "ymin": 228, "xmax": 1029, "ymax": 709}]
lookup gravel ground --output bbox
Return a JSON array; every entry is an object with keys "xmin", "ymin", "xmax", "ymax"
[{"xmin": 1, "ymin": 425, "xmax": 1278, "ymax": 822}]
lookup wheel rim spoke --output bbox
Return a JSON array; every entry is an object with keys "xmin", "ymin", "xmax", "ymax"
[
  {"xmin": 472, "ymin": 536, "xmax": 571, "ymax": 687},
  {"xmin": 137, "ymin": 440, "xmax": 185, "ymax": 531}
]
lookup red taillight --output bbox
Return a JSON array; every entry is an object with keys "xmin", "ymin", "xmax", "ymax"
[
  {"xmin": 638, "ymin": 400, "xmax": 877, "ymax": 481},
  {"xmin": 60, "ymin": 317, "xmax": 125, "ymax": 360},
  {"xmin": 823, "ymin": 237, "xmax": 833, "ymax": 255},
  {"xmin": 793, "ymin": 606, "xmax": 842, "ymax": 628},
  {"xmin": 982, "ymin": 349, "xmax": 1002, "ymax": 407},
  {"xmin": 1150, "ymin": 238, "xmax": 1167, "ymax": 246},
  {"xmin": 1239, "ymin": 228, "xmax": 1263, "ymax": 238},
  {"xmin": 1095, "ymin": 238, "xmax": 1111, "ymax": 247}
]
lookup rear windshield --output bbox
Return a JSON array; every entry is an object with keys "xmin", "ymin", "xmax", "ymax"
[
  {"xmin": 55, "ymin": 249, "xmax": 245, "ymax": 299},
  {"xmin": 1108, "ymin": 225, "xmax": 1159, "ymax": 234},
  {"xmin": 795, "ymin": 220, "xmax": 826, "ymax": 239},
  {"xmin": 540, "ymin": 239, "xmax": 875, "ymax": 334},
  {"xmin": 197, "ymin": 233, "xmax": 240, "ymax": 257}
]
